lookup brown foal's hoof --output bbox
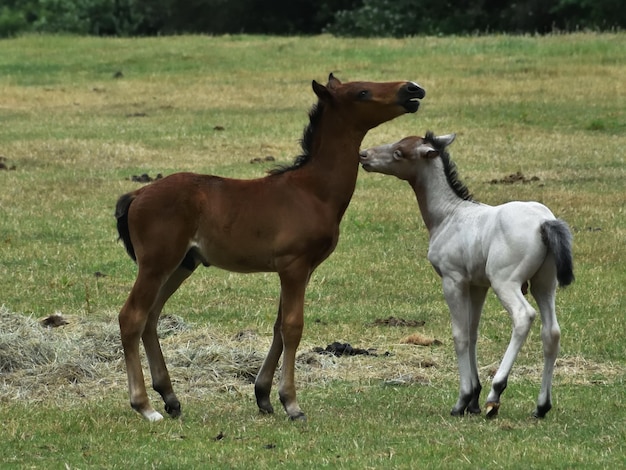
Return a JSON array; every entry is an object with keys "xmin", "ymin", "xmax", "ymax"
[
  {"xmin": 289, "ymin": 412, "xmax": 307, "ymax": 422},
  {"xmin": 258, "ymin": 405, "xmax": 275, "ymax": 415},
  {"xmin": 165, "ymin": 401, "xmax": 181, "ymax": 418}
]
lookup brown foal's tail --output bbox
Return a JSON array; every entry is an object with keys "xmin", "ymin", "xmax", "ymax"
[
  {"xmin": 541, "ymin": 219, "xmax": 575, "ymax": 287},
  {"xmin": 115, "ymin": 192, "xmax": 137, "ymax": 262}
]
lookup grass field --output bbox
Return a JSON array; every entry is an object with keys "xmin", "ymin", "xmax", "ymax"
[{"xmin": 0, "ymin": 33, "xmax": 624, "ymax": 468}]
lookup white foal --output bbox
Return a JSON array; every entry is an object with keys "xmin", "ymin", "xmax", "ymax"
[{"xmin": 360, "ymin": 132, "xmax": 574, "ymax": 418}]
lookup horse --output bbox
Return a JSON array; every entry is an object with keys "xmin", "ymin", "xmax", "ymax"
[
  {"xmin": 359, "ymin": 132, "xmax": 574, "ymax": 418},
  {"xmin": 115, "ymin": 74, "xmax": 426, "ymax": 422}
]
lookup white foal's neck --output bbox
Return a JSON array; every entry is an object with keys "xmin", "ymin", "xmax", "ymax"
[{"xmin": 409, "ymin": 157, "xmax": 475, "ymax": 236}]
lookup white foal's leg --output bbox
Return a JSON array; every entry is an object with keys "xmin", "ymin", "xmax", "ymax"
[
  {"xmin": 442, "ymin": 278, "xmax": 476, "ymax": 416},
  {"xmin": 467, "ymin": 286, "xmax": 488, "ymax": 414},
  {"xmin": 530, "ymin": 269, "xmax": 560, "ymax": 418},
  {"xmin": 485, "ymin": 282, "xmax": 537, "ymax": 418}
]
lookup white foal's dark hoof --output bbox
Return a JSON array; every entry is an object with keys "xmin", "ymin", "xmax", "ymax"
[
  {"xmin": 485, "ymin": 402, "xmax": 500, "ymax": 418},
  {"xmin": 532, "ymin": 402, "xmax": 552, "ymax": 418}
]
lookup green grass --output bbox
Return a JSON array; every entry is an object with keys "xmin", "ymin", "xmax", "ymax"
[
  {"xmin": 3, "ymin": 383, "xmax": 624, "ymax": 469},
  {"xmin": 0, "ymin": 33, "xmax": 625, "ymax": 468}
]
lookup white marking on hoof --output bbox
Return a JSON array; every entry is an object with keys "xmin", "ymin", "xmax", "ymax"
[
  {"xmin": 143, "ymin": 409, "xmax": 164, "ymax": 422},
  {"xmin": 485, "ymin": 402, "xmax": 500, "ymax": 418}
]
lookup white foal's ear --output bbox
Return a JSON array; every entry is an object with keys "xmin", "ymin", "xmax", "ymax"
[
  {"xmin": 433, "ymin": 133, "xmax": 456, "ymax": 148},
  {"xmin": 416, "ymin": 143, "xmax": 439, "ymax": 159}
]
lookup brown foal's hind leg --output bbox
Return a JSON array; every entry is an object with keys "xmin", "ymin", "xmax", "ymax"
[
  {"xmin": 142, "ymin": 265, "xmax": 198, "ymax": 418},
  {"xmin": 119, "ymin": 271, "xmax": 164, "ymax": 422}
]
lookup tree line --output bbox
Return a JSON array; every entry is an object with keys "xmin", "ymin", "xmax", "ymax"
[{"xmin": 1, "ymin": 0, "xmax": 623, "ymax": 38}]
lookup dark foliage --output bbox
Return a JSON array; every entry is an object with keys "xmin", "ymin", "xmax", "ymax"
[
  {"xmin": 1, "ymin": 0, "xmax": 623, "ymax": 37},
  {"xmin": 325, "ymin": 0, "xmax": 626, "ymax": 36}
]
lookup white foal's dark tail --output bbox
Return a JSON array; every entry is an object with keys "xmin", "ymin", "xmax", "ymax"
[{"xmin": 541, "ymin": 219, "xmax": 575, "ymax": 287}]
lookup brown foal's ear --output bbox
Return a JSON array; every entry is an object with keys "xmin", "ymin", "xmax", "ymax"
[
  {"xmin": 312, "ymin": 79, "xmax": 333, "ymax": 102},
  {"xmin": 327, "ymin": 72, "xmax": 342, "ymax": 87}
]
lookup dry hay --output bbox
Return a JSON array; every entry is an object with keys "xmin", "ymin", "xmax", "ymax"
[
  {"xmin": 0, "ymin": 305, "xmax": 269, "ymax": 405},
  {"xmin": 0, "ymin": 305, "xmax": 622, "ymax": 408},
  {"xmin": 0, "ymin": 305, "xmax": 444, "ymax": 406}
]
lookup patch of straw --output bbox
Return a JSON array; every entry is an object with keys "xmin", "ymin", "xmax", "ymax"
[{"xmin": 0, "ymin": 305, "xmax": 623, "ymax": 408}]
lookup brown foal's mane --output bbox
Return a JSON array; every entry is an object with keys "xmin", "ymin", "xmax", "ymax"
[{"xmin": 268, "ymin": 101, "xmax": 324, "ymax": 176}]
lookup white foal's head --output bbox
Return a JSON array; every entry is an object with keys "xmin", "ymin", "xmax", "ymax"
[{"xmin": 360, "ymin": 133, "xmax": 456, "ymax": 181}]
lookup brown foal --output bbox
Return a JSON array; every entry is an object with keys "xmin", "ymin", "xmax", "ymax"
[{"xmin": 115, "ymin": 73, "xmax": 425, "ymax": 421}]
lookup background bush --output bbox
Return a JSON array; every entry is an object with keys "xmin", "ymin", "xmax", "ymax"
[{"xmin": 0, "ymin": 0, "xmax": 624, "ymax": 37}]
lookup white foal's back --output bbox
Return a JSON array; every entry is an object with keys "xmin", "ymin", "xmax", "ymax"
[{"xmin": 427, "ymin": 200, "xmax": 556, "ymax": 288}]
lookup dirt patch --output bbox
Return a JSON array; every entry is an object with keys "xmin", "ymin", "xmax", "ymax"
[
  {"xmin": 371, "ymin": 316, "xmax": 425, "ymax": 327},
  {"xmin": 312, "ymin": 342, "xmax": 380, "ymax": 357},
  {"xmin": 40, "ymin": 313, "xmax": 69, "ymax": 328},
  {"xmin": 0, "ymin": 156, "xmax": 16, "ymax": 171},
  {"xmin": 127, "ymin": 173, "xmax": 163, "ymax": 183},
  {"xmin": 250, "ymin": 156, "xmax": 276, "ymax": 164},
  {"xmin": 489, "ymin": 171, "xmax": 540, "ymax": 184}
]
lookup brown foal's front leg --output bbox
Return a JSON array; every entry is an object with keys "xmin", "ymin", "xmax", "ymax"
[
  {"xmin": 255, "ymin": 301, "xmax": 284, "ymax": 415},
  {"xmin": 276, "ymin": 267, "xmax": 308, "ymax": 420},
  {"xmin": 255, "ymin": 266, "xmax": 308, "ymax": 420}
]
